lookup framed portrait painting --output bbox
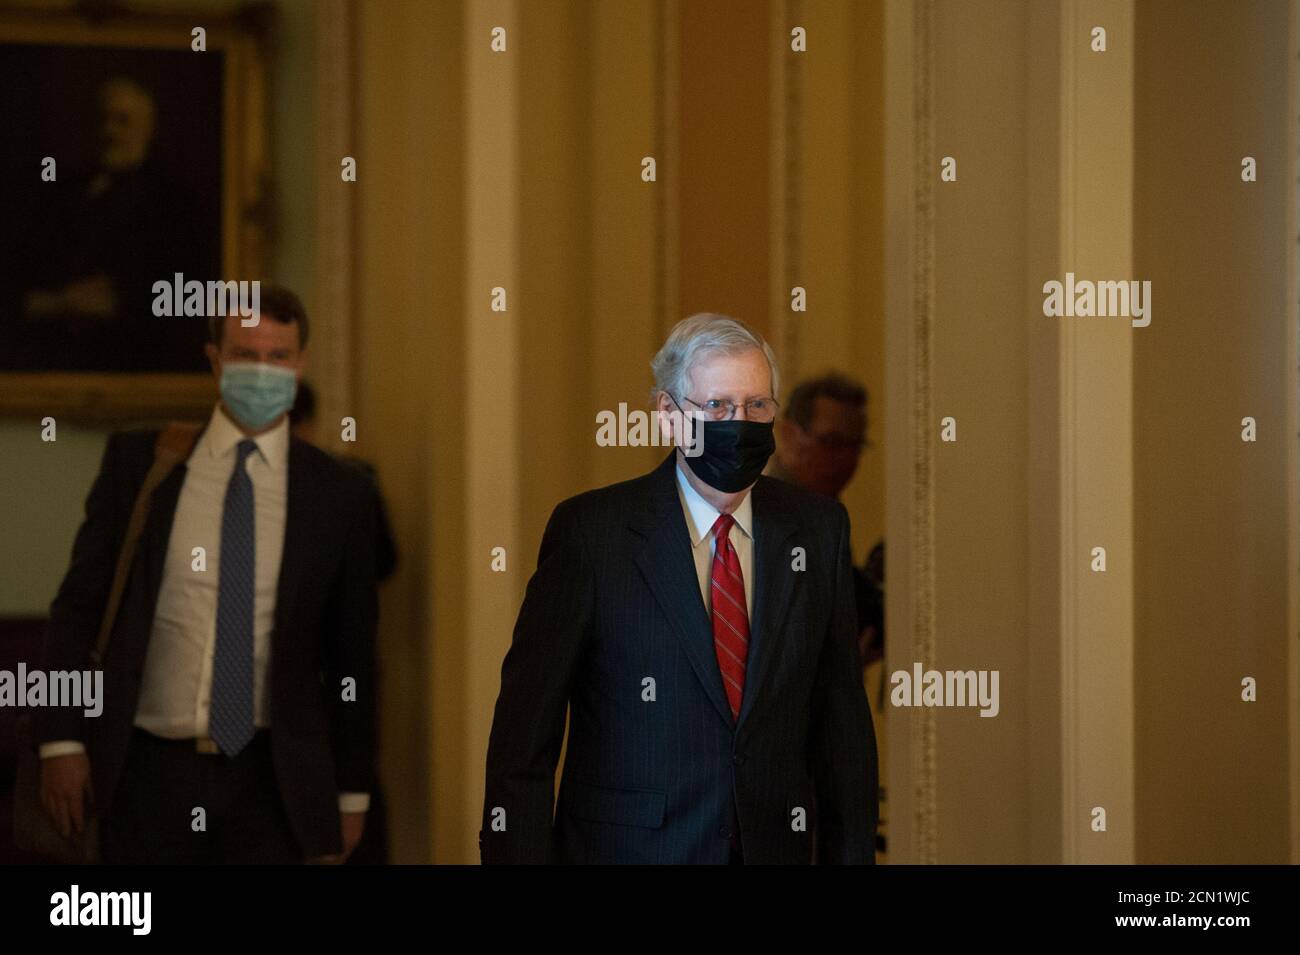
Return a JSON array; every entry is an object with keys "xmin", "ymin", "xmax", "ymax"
[{"xmin": 0, "ymin": 1, "xmax": 270, "ymax": 422}]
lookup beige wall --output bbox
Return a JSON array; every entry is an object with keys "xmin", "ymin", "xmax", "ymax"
[
  {"xmin": 933, "ymin": 0, "xmax": 1035, "ymax": 864},
  {"xmin": 784, "ymin": 0, "xmax": 888, "ymax": 562},
  {"xmin": 676, "ymin": 1, "xmax": 772, "ymax": 333},
  {"xmin": 1132, "ymin": 0, "xmax": 1296, "ymax": 864},
  {"xmin": 353, "ymin": 0, "xmax": 464, "ymax": 864},
  {"xmin": 887, "ymin": 0, "xmax": 1297, "ymax": 864}
]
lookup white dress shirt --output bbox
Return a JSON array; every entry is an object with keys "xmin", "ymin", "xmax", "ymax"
[
  {"xmin": 136, "ymin": 402, "xmax": 287, "ymax": 739},
  {"xmin": 42, "ymin": 404, "xmax": 369, "ymax": 814},
  {"xmin": 674, "ymin": 460, "xmax": 755, "ymax": 617}
]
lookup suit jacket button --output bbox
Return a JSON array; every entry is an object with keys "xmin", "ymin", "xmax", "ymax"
[
  {"xmin": 719, "ymin": 826, "xmax": 732, "ymax": 838},
  {"xmin": 733, "ymin": 754, "xmax": 746, "ymax": 766}
]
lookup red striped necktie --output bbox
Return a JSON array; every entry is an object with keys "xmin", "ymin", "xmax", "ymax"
[{"xmin": 709, "ymin": 513, "xmax": 750, "ymax": 719}]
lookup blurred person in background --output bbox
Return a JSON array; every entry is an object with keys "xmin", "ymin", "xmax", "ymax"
[
  {"xmin": 767, "ymin": 372, "xmax": 884, "ymax": 669},
  {"xmin": 36, "ymin": 286, "xmax": 378, "ymax": 864},
  {"xmin": 766, "ymin": 371, "xmax": 886, "ymax": 858}
]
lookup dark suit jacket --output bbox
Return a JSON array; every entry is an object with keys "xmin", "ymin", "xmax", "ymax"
[
  {"xmin": 36, "ymin": 424, "xmax": 379, "ymax": 857},
  {"xmin": 480, "ymin": 451, "xmax": 878, "ymax": 864}
]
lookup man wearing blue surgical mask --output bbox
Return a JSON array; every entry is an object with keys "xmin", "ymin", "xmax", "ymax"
[{"xmin": 36, "ymin": 285, "xmax": 379, "ymax": 865}]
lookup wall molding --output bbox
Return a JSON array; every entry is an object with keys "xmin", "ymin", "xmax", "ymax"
[
  {"xmin": 907, "ymin": 0, "xmax": 939, "ymax": 865},
  {"xmin": 886, "ymin": 0, "xmax": 939, "ymax": 864},
  {"xmin": 313, "ymin": 0, "xmax": 358, "ymax": 452}
]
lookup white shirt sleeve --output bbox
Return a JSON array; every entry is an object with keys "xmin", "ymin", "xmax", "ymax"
[
  {"xmin": 39, "ymin": 740, "xmax": 87, "ymax": 759},
  {"xmin": 339, "ymin": 792, "xmax": 371, "ymax": 813}
]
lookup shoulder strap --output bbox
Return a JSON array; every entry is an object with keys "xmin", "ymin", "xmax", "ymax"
[{"xmin": 89, "ymin": 422, "xmax": 204, "ymax": 665}]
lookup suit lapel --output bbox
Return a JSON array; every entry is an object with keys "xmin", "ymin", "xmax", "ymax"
[
  {"xmin": 736, "ymin": 476, "xmax": 799, "ymax": 734},
  {"xmin": 273, "ymin": 438, "xmax": 313, "ymax": 645},
  {"xmin": 629, "ymin": 453, "xmax": 735, "ymax": 729},
  {"xmin": 139, "ymin": 462, "xmax": 187, "ymax": 614},
  {"xmin": 138, "ymin": 420, "xmax": 212, "ymax": 615}
]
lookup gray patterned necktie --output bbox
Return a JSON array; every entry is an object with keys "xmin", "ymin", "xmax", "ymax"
[{"xmin": 211, "ymin": 437, "xmax": 258, "ymax": 756}]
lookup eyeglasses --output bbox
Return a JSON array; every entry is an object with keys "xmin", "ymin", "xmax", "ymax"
[{"xmin": 676, "ymin": 394, "xmax": 780, "ymax": 423}]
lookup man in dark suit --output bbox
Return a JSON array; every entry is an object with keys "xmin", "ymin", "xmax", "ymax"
[
  {"xmin": 766, "ymin": 372, "xmax": 885, "ymax": 667},
  {"xmin": 36, "ymin": 286, "xmax": 378, "ymax": 863},
  {"xmin": 481, "ymin": 313, "xmax": 877, "ymax": 864}
]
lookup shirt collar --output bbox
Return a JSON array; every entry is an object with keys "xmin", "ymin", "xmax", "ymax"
[
  {"xmin": 204, "ymin": 402, "xmax": 289, "ymax": 470},
  {"xmin": 674, "ymin": 458, "xmax": 754, "ymax": 547}
]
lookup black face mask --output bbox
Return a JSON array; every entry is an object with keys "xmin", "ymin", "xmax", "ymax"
[{"xmin": 680, "ymin": 417, "xmax": 776, "ymax": 493}]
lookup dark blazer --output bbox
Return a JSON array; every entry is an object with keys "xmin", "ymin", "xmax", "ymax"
[
  {"xmin": 36, "ymin": 424, "xmax": 378, "ymax": 857},
  {"xmin": 480, "ymin": 451, "xmax": 878, "ymax": 864}
]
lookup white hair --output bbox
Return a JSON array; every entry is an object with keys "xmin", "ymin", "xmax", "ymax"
[{"xmin": 650, "ymin": 312, "xmax": 780, "ymax": 402}]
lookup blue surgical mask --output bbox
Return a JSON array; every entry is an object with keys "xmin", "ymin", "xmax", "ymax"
[{"xmin": 219, "ymin": 361, "xmax": 298, "ymax": 430}]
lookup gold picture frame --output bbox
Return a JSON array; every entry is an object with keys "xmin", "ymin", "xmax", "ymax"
[{"xmin": 0, "ymin": 1, "xmax": 270, "ymax": 423}]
